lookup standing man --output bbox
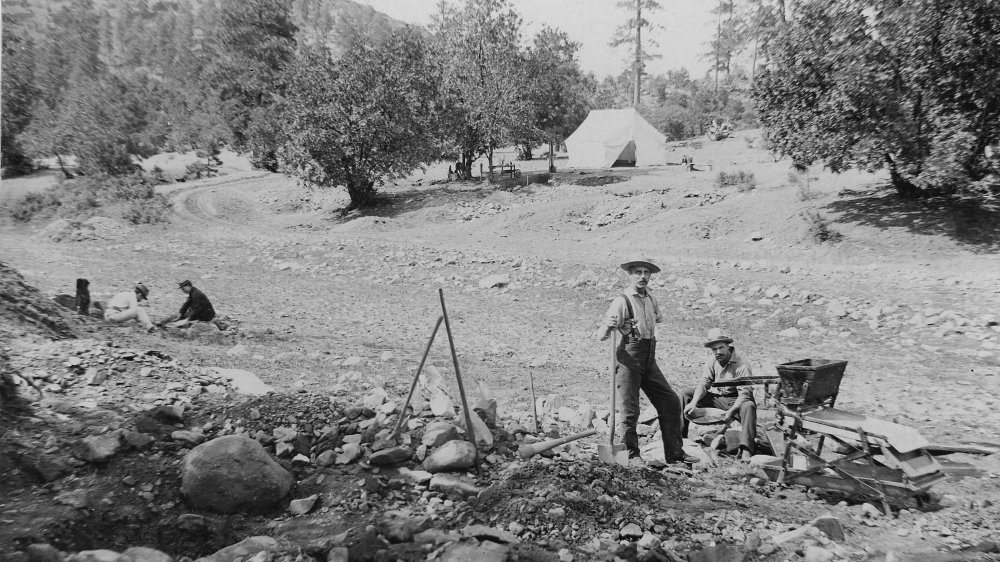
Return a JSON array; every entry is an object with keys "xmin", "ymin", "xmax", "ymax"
[
  {"xmin": 681, "ymin": 329, "xmax": 758, "ymax": 461},
  {"xmin": 160, "ymin": 280, "xmax": 215, "ymax": 327},
  {"xmin": 597, "ymin": 255, "xmax": 695, "ymax": 465},
  {"xmin": 104, "ymin": 283, "xmax": 155, "ymax": 332}
]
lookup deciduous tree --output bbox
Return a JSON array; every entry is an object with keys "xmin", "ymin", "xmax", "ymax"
[
  {"xmin": 753, "ymin": 0, "xmax": 1000, "ymax": 198},
  {"xmin": 278, "ymin": 29, "xmax": 442, "ymax": 210},
  {"xmin": 431, "ymin": 0, "xmax": 532, "ymax": 179}
]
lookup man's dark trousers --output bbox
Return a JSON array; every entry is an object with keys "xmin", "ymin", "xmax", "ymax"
[
  {"xmin": 680, "ymin": 387, "xmax": 757, "ymax": 453},
  {"xmin": 617, "ymin": 337, "xmax": 685, "ymax": 461}
]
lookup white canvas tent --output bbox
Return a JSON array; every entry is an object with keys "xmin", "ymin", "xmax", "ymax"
[{"xmin": 565, "ymin": 108, "xmax": 668, "ymax": 169}]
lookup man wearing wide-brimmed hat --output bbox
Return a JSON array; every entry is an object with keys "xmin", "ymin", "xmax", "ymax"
[
  {"xmin": 681, "ymin": 328, "xmax": 758, "ymax": 461},
  {"xmin": 596, "ymin": 255, "xmax": 695, "ymax": 466},
  {"xmin": 158, "ymin": 280, "xmax": 216, "ymax": 327},
  {"xmin": 104, "ymin": 282, "xmax": 155, "ymax": 332}
]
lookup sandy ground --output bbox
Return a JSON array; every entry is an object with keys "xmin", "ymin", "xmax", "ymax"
[{"xmin": 2, "ymin": 130, "xmax": 999, "ymax": 560}]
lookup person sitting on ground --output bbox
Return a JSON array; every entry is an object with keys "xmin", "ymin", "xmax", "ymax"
[
  {"xmin": 681, "ymin": 328, "xmax": 758, "ymax": 462},
  {"xmin": 104, "ymin": 283, "xmax": 155, "ymax": 332},
  {"xmin": 159, "ymin": 280, "xmax": 215, "ymax": 327}
]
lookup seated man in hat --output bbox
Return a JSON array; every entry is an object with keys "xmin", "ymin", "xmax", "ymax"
[
  {"xmin": 596, "ymin": 255, "xmax": 697, "ymax": 466},
  {"xmin": 104, "ymin": 283, "xmax": 155, "ymax": 333},
  {"xmin": 681, "ymin": 329, "xmax": 758, "ymax": 461},
  {"xmin": 159, "ymin": 280, "xmax": 216, "ymax": 327}
]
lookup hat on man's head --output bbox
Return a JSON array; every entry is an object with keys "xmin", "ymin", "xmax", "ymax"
[
  {"xmin": 620, "ymin": 255, "xmax": 661, "ymax": 274},
  {"xmin": 134, "ymin": 283, "xmax": 149, "ymax": 300},
  {"xmin": 704, "ymin": 328, "xmax": 734, "ymax": 348},
  {"xmin": 178, "ymin": 280, "xmax": 192, "ymax": 288}
]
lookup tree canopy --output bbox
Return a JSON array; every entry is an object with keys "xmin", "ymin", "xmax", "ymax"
[
  {"xmin": 278, "ymin": 29, "xmax": 443, "ymax": 209},
  {"xmin": 753, "ymin": 0, "xmax": 1000, "ymax": 198}
]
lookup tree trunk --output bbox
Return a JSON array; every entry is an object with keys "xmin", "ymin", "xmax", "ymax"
[
  {"xmin": 486, "ymin": 144, "xmax": 495, "ymax": 183},
  {"xmin": 346, "ymin": 176, "xmax": 377, "ymax": 210},
  {"xmin": 885, "ymin": 153, "xmax": 919, "ymax": 199},
  {"xmin": 633, "ymin": 0, "xmax": 642, "ymax": 107},
  {"xmin": 548, "ymin": 140, "xmax": 555, "ymax": 173},
  {"xmin": 56, "ymin": 154, "xmax": 74, "ymax": 179}
]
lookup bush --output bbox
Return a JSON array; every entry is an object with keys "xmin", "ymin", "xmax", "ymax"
[
  {"xmin": 7, "ymin": 191, "xmax": 60, "ymax": 222},
  {"xmin": 715, "ymin": 170, "xmax": 757, "ymax": 192},
  {"xmin": 4, "ymin": 172, "xmax": 170, "ymax": 224},
  {"xmin": 803, "ymin": 210, "xmax": 843, "ymax": 243}
]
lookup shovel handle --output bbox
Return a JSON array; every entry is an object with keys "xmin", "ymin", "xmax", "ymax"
[{"xmin": 609, "ymin": 332, "xmax": 617, "ymax": 445}]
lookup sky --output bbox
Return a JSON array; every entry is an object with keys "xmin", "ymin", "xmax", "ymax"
[{"xmin": 355, "ymin": 0, "xmax": 718, "ymax": 80}]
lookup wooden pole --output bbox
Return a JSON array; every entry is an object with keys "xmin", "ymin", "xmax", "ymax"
[
  {"xmin": 529, "ymin": 369, "xmax": 539, "ymax": 432},
  {"xmin": 390, "ymin": 315, "xmax": 443, "ymax": 438},
  {"xmin": 438, "ymin": 288, "xmax": 480, "ymax": 473}
]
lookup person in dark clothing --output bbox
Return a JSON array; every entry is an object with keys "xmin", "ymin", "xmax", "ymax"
[
  {"xmin": 75, "ymin": 278, "xmax": 91, "ymax": 315},
  {"xmin": 159, "ymin": 280, "xmax": 215, "ymax": 327},
  {"xmin": 596, "ymin": 255, "xmax": 698, "ymax": 467}
]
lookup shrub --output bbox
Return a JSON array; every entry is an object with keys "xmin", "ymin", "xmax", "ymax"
[
  {"xmin": 715, "ymin": 170, "xmax": 757, "ymax": 192},
  {"xmin": 802, "ymin": 210, "xmax": 843, "ymax": 243},
  {"xmin": 4, "ymin": 172, "xmax": 170, "ymax": 225},
  {"xmin": 6, "ymin": 191, "xmax": 60, "ymax": 222}
]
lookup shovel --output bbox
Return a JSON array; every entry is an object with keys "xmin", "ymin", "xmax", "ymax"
[{"xmin": 598, "ymin": 332, "xmax": 629, "ymax": 465}]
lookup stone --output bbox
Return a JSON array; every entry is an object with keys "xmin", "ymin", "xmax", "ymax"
[
  {"xmin": 73, "ymin": 432, "xmax": 123, "ymax": 464},
  {"xmin": 461, "ymin": 524, "xmax": 520, "ymax": 544},
  {"xmin": 123, "ymin": 431, "xmax": 155, "ymax": 451},
  {"xmin": 803, "ymin": 546, "xmax": 835, "ymax": 562},
  {"xmin": 778, "ymin": 327, "xmax": 800, "ymax": 338},
  {"xmin": 461, "ymin": 410, "xmax": 494, "ymax": 450},
  {"xmin": 272, "ymin": 426, "xmax": 297, "ymax": 442},
  {"xmin": 117, "ymin": 547, "xmax": 173, "ymax": 562},
  {"xmin": 180, "ymin": 436, "xmax": 293, "ymax": 514},
  {"xmin": 65, "ymin": 550, "xmax": 119, "ymax": 562},
  {"xmin": 826, "ymin": 300, "xmax": 849, "ymax": 318},
  {"xmin": 171, "ymin": 430, "xmax": 207, "ymax": 446},
  {"xmin": 336, "ymin": 443, "xmax": 361, "ymax": 465},
  {"xmin": 619, "ymin": 522, "xmax": 643, "ymax": 539},
  {"xmin": 194, "ymin": 536, "xmax": 280, "ymax": 562},
  {"xmin": 325, "ymin": 547, "xmax": 349, "ymax": 562},
  {"xmin": 369, "ymin": 446, "xmax": 412, "ymax": 466},
  {"xmin": 810, "ymin": 514, "xmax": 845, "ymax": 541},
  {"xmin": 397, "ymin": 467, "xmax": 433, "ymax": 485},
  {"xmin": 413, "ymin": 529, "xmax": 460, "ymax": 546},
  {"xmin": 422, "ymin": 421, "xmax": 461, "ymax": 448},
  {"xmin": 362, "ymin": 387, "xmax": 388, "ymax": 408},
  {"xmin": 288, "ymin": 494, "xmax": 319, "ymax": 516},
  {"xmin": 377, "ymin": 510, "xmax": 433, "ymax": 543},
  {"xmin": 25, "ymin": 544, "xmax": 62, "ymax": 562},
  {"xmin": 474, "ymin": 398, "xmax": 498, "ymax": 427},
  {"xmin": 429, "ymin": 473, "xmax": 482, "ymax": 497},
  {"xmin": 479, "ymin": 273, "xmax": 510, "ymax": 289},
  {"xmin": 436, "ymin": 540, "xmax": 509, "ymax": 562},
  {"xmin": 84, "ymin": 368, "xmax": 106, "ymax": 385},
  {"xmin": 637, "ymin": 532, "xmax": 660, "ymax": 549},
  {"xmin": 207, "ymin": 368, "xmax": 273, "ymax": 396},
  {"xmin": 687, "ymin": 545, "xmax": 745, "ymax": 562}
]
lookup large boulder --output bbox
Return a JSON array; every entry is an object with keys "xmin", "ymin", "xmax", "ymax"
[
  {"xmin": 422, "ymin": 440, "xmax": 477, "ymax": 473},
  {"xmin": 181, "ymin": 435, "xmax": 293, "ymax": 513}
]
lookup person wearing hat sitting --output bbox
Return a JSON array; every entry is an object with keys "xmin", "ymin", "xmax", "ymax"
[
  {"xmin": 159, "ymin": 280, "xmax": 215, "ymax": 327},
  {"xmin": 104, "ymin": 283, "xmax": 155, "ymax": 332},
  {"xmin": 681, "ymin": 329, "xmax": 758, "ymax": 461},
  {"xmin": 596, "ymin": 255, "xmax": 696, "ymax": 466}
]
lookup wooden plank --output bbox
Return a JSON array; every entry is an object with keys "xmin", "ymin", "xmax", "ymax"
[
  {"xmin": 878, "ymin": 447, "xmax": 942, "ymax": 478},
  {"xmin": 711, "ymin": 376, "xmax": 780, "ymax": 388},
  {"xmin": 801, "ymin": 408, "xmax": 929, "ymax": 453},
  {"xmin": 925, "ymin": 442, "xmax": 1000, "ymax": 456}
]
